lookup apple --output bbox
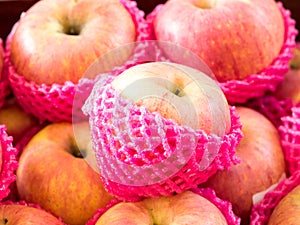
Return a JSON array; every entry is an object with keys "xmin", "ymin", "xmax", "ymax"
[
  {"xmin": 0, "ymin": 96, "xmax": 39, "ymax": 144},
  {"xmin": 153, "ymin": 0, "xmax": 285, "ymax": 82},
  {"xmin": 268, "ymin": 184, "xmax": 300, "ymax": 225},
  {"xmin": 273, "ymin": 46, "xmax": 300, "ymax": 103},
  {"xmin": 9, "ymin": 0, "xmax": 137, "ymax": 85},
  {"xmin": 16, "ymin": 122, "xmax": 114, "ymax": 225},
  {"xmin": 202, "ymin": 106, "xmax": 286, "ymax": 224},
  {"xmin": 0, "ymin": 39, "xmax": 3, "ymax": 81},
  {"xmin": 111, "ymin": 61, "xmax": 231, "ymax": 136},
  {"xmin": 95, "ymin": 191, "xmax": 228, "ymax": 225},
  {"xmin": 0, "ymin": 204, "xmax": 64, "ymax": 225}
]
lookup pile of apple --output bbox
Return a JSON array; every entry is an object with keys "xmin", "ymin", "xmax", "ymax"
[{"xmin": 0, "ymin": 0, "xmax": 299, "ymax": 224}]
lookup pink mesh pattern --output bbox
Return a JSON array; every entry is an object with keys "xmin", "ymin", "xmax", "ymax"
[
  {"xmin": 0, "ymin": 125, "xmax": 18, "ymax": 201},
  {"xmin": 250, "ymin": 170, "xmax": 300, "ymax": 225},
  {"xmin": 246, "ymin": 95, "xmax": 294, "ymax": 128},
  {"xmin": 6, "ymin": 0, "xmax": 152, "ymax": 123},
  {"xmin": 86, "ymin": 188, "xmax": 240, "ymax": 225},
  {"xmin": 84, "ymin": 80, "xmax": 242, "ymax": 201},
  {"xmin": 0, "ymin": 38, "xmax": 10, "ymax": 109},
  {"xmin": 147, "ymin": 2, "xmax": 298, "ymax": 104},
  {"xmin": 279, "ymin": 105, "xmax": 300, "ymax": 175},
  {"xmin": 192, "ymin": 188, "xmax": 241, "ymax": 225},
  {"xmin": 0, "ymin": 200, "xmax": 66, "ymax": 224}
]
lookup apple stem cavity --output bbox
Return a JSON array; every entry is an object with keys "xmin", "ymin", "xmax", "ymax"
[
  {"xmin": 1, "ymin": 218, "xmax": 8, "ymax": 224},
  {"xmin": 62, "ymin": 23, "xmax": 81, "ymax": 36},
  {"xmin": 194, "ymin": 0, "xmax": 216, "ymax": 9}
]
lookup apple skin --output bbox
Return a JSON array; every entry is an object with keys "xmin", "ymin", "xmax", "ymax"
[
  {"xmin": 0, "ymin": 204, "xmax": 64, "ymax": 225},
  {"xmin": 202, "ymin": 106, "xmax": 286, "ymax": 224},
  {"xmin": 9, "ymin": 0, "xmax": 136, "ymax": 85},
  {"xmin": 111, "ymin": 62, "xmax": 231, "ymax": 136},
  {"xmin": 268, "ymin": 185, "xmax": 300, "ymax": 225},
  {"xmin": 16, "ymin": 122, "xmax": 114, "ymax": 225},
  {"xmin": 273, "ymin": 47, "xmax": 300, "ymax": 103},
  {"xmin": 95, "ymin": 191, "xmax": 228, "ymax": 225},
  {"xmin": 0, "ymin": 40, "xmax": 3, "ymax": 81},
  {"xmin": 0, "ymin": 97, "xmax": 38, "ymax": 144},
  {"xmin": 153, "ymin": 0, "xmax": 285, "ymax": 82}
]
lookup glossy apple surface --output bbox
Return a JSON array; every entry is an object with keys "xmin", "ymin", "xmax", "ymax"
[
  {"xmin": 0, "ymin": 97, "xmax": 38, "ymax": 144},
  {"xmin": 0, "ymin": 204, "xmax": 64, "ymax": 225},
  {"xmin": 153, "ymin": 0, "xmax": 284, "ymax": 82},
  {"xmin": 10, "ymin": 0, "xmax": 136, "ymax": 85},
  {"xmin": 95, "ymin": 191, "xmax": 228, "ymax": 225},
  {"xmin": 268, "ymin": 185, "xmax": 300, "ymax": 224},
  {"xmin": 16, "ymin": 122, "xmax": 114, "ymax": 225},
  {"xmin": 112, "ymin": 62, "xmax": 231, "ymax": 136},
  {"xmin": 202, "ymin": 106, "xmax": 286, "ymax": 224}
]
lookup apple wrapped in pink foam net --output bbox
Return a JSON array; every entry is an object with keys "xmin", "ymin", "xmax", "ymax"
[
  {"xmin": 0, "ymin": 125, "xmax": 18, "ymax": 201},
  {"xmin": 0, "ymin": 38, "xmax": 11, "ymax": 109},
  {"xmin": 86, "ymin": 188, "xmax": 241, "ymax": 225},
  {"xmin": 279, "ymin": 105, "xmax": 300, "ymax": 175},
  {"xmin": 147, "ymin": 2, "xmax": 298, "ymax": 104},
  {"xmin": 83, "ymin": 75, "xmax": 242, "ymax": 201},
  {"xmin": 5, "ymin": 0, "xmax": 152, "ymax": 123},
  {"xmin": 246, "ymin": 95, "xmax": 294, "ymax": 128},
  {"xmin": 250, "ymin": 170, "xmax": 300, "ymax": 225}
]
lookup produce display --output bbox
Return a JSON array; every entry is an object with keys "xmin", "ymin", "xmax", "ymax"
[{"xmin": 0, "ymin": 0, "xmax": 299, "ymax": 224}]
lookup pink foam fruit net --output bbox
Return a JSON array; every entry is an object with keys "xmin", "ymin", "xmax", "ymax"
[
  {"xmin": 279, "ymin": 105, "xmax": 300, "ymax": 175},
  {"xmin": 5, "ymin": 0, "xmax": 152, "ymax": 123},
  {"xmin": 0, "ymin": 38, "xmax": 10, "ymax": 109},
  {"xmin": 250, "ymin": 170, "xmax": 300, "ymax": 225},
  {"xmin": 0, "ymin": 125, "xmax": 18, "ymax": 201},
  {"xmin": 147, "ymin": 2, "xmax": 298, "ymax": 104},
  {"xmin": 83, "ymin": 75, "xmax": 242, "ymax": 201},
  {"xmin": 86, "ymin": 188, "xmax": 241, "ymax": 225}
]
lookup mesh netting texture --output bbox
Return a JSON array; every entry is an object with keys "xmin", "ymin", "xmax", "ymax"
[
  {"xmin": 0, "ymin": 125, "xmax": 18, "ymax": 201},
  {"xmin": 86, "ymin": 188, "xmax": 241, "ymax": 225},
  {"xmin": 147, "ymin": 2, "xmax": 298, "ymax": 104},
  {"xmin": 5, "ymin": 0, "xmax": 153, "ymax": 123},
  {"xmin": 250, "ymin": 170, "xmax": 300, "ymax": 225},
  {"xmin": 0, "ymin": 38, "xmax": 11, "ymax": 109},
  {"xmin": 83, "ymin": 78, "xmax": 242, "ymax": 201},
  {"xmin": 279, "ymin": 105, "xmax": 300, "ymax": 175}
]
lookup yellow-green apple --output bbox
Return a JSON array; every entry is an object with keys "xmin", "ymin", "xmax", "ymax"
[
  {"xmin": 273, "ymin": 46, "xmax": 300, "ymax": 103},
  {"xmin": 111, "ymin": 61, "xmax": 231, "ymax": 136},
  {"xmin": 9, "ymin": 0, "xmax": 136, "ymax": 85},
  {"xmin": 202, "ymin": 106, "xmax": 286, "ymax": 224},
  {"xmin": 16, "ymin": 122, "xmax": 114, "ymax": 225},
  {"xmin": 95, "ymin": 191, "xmax": 228, "ymax": 225},
  {"xmin": 153, "ymin": 0, "xmax": 285, "ymax": 82},
  {"xmin": 0, "ymin": 97, "xmax": 38, "ymax": 144},
  {"xmin": 268, "ymin": 184, "xmax": 300, "ymax": 225},
  {"xmin": 0, "ymin": 204, "xmax": 64, "ymax": 225}
]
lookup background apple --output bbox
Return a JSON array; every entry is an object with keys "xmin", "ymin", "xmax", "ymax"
[
  {"xmin": 111, "ymin": 61, "xmax": 231, "ymax": 136},
  {"xmin": 201, "ymin": 106, "xmax": 286, "ymax": 224},
  {"xmin": 0, "ymin": 204, "xmax": 64, "ymax": 225},
  {"xmin": 268, "ymin": 184, "xmax": 300, "ymax": 224},
  {"xmin": 95, "ymin": 191, "xmax": 228, "ymax": 225},
  {"xmin": 9, "ymin": 0, "xmax": 136, "ymax": 85},
  {"xmin": 153, "ymin": 0, "xmax": 285, "ymax": 82},
  {"xmin": 273, "ymin": 46, "xmax": 300, "ymax": 103},
  {"xmin": 16, "ymin": 122, "xmax": 114, "ymax": 225},
  {"xmin": 0, "ymin": 96, "xmax": 38, "ymax": 144}
]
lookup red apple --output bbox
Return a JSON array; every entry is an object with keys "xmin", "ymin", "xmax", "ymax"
[
  {"xmin": 202, "ymin": 106, "xmax": 286, "ymax": 224},
  {"xmin": 16, "ymin": 122, "xmax": 114, "ymax": 225},
  {"xmin": 153, "ymin": 0, "xmax": 285, "ymax": 82},
  {"xmin": 0, "ymin": 204, "xmax": 64, "ymax": 225},
  {"xmin": 9, "ymin": 0, "xmax": 136, "ymax": 85},
  {"xmin": 268, "ymin": 184, "xmax": 300, "ymax": 224},
  {"xmin": 0, "ymin": 40, "xmax": 3, "ymax": 81},
  {"xmin": 95, "ymin": 191, "xmax": 228, "ymax": 225},
  {"xmin": 111, "ymin": 61, "xmax": 231, "ymax": 136},
  {"xmin": 0, "ymin": 97, "xmax": 38, "ymax": 144},
  {"xmin": 273, "ymin": 46, "xmax": 300, "ymax": 103}
]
